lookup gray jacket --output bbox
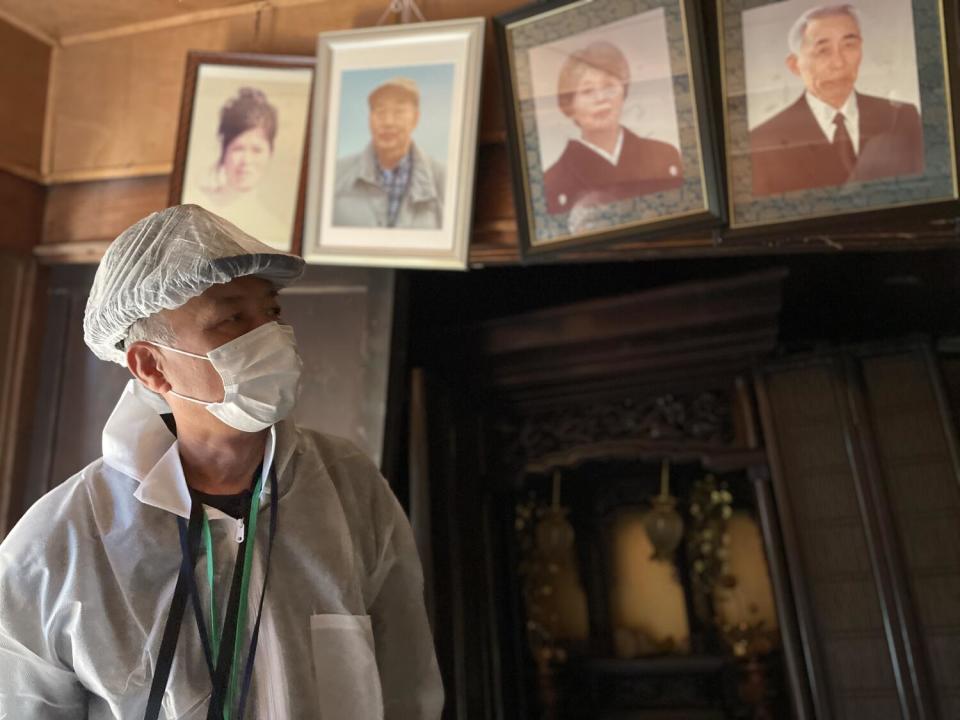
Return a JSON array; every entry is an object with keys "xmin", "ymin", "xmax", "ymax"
[{"xmin": 333, "ymin": 142, "xmax": 445, "ymax": 229}]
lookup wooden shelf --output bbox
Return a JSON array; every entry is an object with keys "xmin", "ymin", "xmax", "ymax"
[
  {"xmin": 524, "ymin": 441, "xmax": 767, "ymax": 476},
  {"xmin": 574, "ymin": 654, "xmax": 730, "ymax": 677}
]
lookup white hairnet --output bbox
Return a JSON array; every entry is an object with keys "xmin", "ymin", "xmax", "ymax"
[{"xmin": 83, "ymin": 204, "xmax": 305, "ymax": 366}]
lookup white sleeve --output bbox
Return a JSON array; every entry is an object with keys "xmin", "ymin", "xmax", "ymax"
[
  {"xmin": 365, "ymin": 478, "xmax": 444, "ymax": 720},
  {"xmin": 0, "ymin": 553, "xmax": 89, "ymax": 718}
]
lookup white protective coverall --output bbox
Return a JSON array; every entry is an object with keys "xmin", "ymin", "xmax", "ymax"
[{"xmin": 0, "ymin": 379, "xmax": 444, "ymax": 718}]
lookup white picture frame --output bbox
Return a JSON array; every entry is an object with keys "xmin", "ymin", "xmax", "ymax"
[{"xmin": 302, "ymin": 18, "xmax": 485, "ymax": 270}]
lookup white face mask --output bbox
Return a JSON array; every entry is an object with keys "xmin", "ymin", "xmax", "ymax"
[{"xmin": 152, "ymin": 322, "xmax": 303, "ymax": 433}]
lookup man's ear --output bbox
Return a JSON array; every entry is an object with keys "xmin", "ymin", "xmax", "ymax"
[
  {"xmin": 786, "ymin": 54, "xmax": 800, "ymax": 77},
  {"xmin": 126, "ymin": 343, "xmax": 172, "ymax": 394}
]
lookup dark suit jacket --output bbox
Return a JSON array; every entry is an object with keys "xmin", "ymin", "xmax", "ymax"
[
  {"xmin": 749, "ymin": 92, "xmax": 924, "ymax": 197},
  {"xmin": 544, "ymin": 128, "xmax": 683, "ymax": 215}
]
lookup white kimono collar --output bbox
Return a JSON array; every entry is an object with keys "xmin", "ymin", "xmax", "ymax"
[{"xmin": 102, "ymin": 379, "xmax": 285, "ymax": 519}]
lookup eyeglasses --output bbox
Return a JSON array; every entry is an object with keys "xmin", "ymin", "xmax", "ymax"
[{"xmin": 575, "ymin": 83, "xmax": 623, "ymax": 103}]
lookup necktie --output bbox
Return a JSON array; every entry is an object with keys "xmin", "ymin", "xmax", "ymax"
[{"xmin": 833, "ymin": 112, "xmax": 856, "ymax": 173}]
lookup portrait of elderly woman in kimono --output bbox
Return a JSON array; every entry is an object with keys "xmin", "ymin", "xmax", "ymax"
[{"xmin": 543, "ymin": 41, "xmax": 684, "ymax": 216}]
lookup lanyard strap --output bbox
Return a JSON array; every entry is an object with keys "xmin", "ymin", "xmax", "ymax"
[
  {"xmin": 237, "ymin": 469, "xmax": 279, "ymax": 713},
  {"xmin": 145, "ymin": 466, "xmax": 278, "ymax": 720},
  {"xmin": 203, "ymin": 516, "xmax": 221, "ymax": 666},
  {"xmin": 206, "ymin": 472, "xmax": 265, "ymax": 720},
  {"xmin": 144, "ymin": 496, "xmax": 204, "ymax": 720}
]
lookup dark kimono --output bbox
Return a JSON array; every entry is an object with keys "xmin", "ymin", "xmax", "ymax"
[{"xmin": 543, "ymin": 128, "xmax": 684, "ymax": 215}]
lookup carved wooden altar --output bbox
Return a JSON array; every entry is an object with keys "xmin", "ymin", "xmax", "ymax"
[{"xmin": 471, "ymin": 269, "xmax": 799, "ymax": 719}]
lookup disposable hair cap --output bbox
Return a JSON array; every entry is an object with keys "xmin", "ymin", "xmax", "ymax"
[{"xmin": 83, "ymin": 204, "xmax": 305, "ymax": 366}]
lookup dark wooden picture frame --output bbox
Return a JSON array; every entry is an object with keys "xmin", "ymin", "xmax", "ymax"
[
  {"xmin": 494, "ymin": 0, "xmax": 726, "ymax": 259},
  {"xmin": 719, "ymin": 0, "xmax": 960, "ymax": 232},
  {"xmin": 170, "ymin": 51, "xmax": 315, "ymax": 255}
]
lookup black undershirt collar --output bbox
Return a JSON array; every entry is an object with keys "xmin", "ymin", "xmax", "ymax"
[{"xmin": 160, "ymin": 413, "xmax": 257, "ymax": 519}]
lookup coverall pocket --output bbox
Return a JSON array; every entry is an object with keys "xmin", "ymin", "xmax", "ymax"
[
  {"xmin": 166, "ymin": 691, "xmax": 212, "ymax": 719},
  {"xmin": 309, "ymin": 613, "xmax": 384, "ymax": 720}
]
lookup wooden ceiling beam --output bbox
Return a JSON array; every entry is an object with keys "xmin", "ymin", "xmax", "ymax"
[
  {"xmin": 0, "ymin": 6, "xmax": 55, "ymax": 46},
  {"xmin": 59, "ymin": 2, "xmax": 271, "ymax": 46},
  {"xmin": 0, "ymin": 0, "xmax": 335, "ymax": 48}
]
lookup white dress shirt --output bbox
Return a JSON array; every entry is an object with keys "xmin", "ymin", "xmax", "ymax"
[{"xmin": 805, "ymin": 91, "xmax": 860, "ymax": 154}]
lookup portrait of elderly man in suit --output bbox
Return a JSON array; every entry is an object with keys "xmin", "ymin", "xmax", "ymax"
[
  {"xmin": 333, "ymin": 77, "xmax": 445, "ymax": 229},
  {"xmin": 749, "ymin": 3, "xmax": 924, "ymax": 197}
]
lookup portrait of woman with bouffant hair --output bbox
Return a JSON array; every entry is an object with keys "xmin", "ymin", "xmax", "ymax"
[
  {"xmin": 177, "ymin": 60, "xmax": 313, "ymax": 251},
  {"xmin": 202, "ymin": 87, "xmax": 278, "ymax": 201}
]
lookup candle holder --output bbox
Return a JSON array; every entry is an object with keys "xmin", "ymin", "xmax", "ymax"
[
  {"xmin": 515, "ymin": 472, "xmax": 589, "ymax": 718},
  {"xmin": 642, "ymin": 460, "xmax": 685, "ymax": 561}
]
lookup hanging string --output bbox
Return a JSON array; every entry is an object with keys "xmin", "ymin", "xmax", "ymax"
[{"xmin": 377, "ymin": 0, "xmax": 427, "ymax": 25}]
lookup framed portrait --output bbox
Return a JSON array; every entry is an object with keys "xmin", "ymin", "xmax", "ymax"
[
  {"xmin": 721, "ymin": 0, "xmax": 959, "ymax": 230},
  {"xmin": 494, "ymin": 0, "xmax": 725, "ymax": 257},
  {"xmin": 170, "ymin": 52, "xmax": 315, "ymax": 253},
  {"xmin": 302, "ymin": 18, "xmax": 485, "ymax": 270}
]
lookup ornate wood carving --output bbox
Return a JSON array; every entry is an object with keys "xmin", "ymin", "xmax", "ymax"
[{"xmin": 498, "ymin": 390, "xmax": 734, "ymax": 468}]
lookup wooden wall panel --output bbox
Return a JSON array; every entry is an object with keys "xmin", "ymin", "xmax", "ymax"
[
  {"xmin": 0, "ymin": 170, "xmax": 45, "ymax": 535},
  {"xmin": 861, "ymin": 352, "xmax": 960, "ymax": 720},
  {"xmin": 759, "ymin": 362, "xmax": 904, "ymax": 720},
  {"xmin": 0, "ymin": 0, "xmax": 248, "ymax": 43},
  {"xmin": 49, "ymin": 17, "xmax": 259, "ymax": 178},
  {"xmin": 0, "ymin": 254, "xmax": 28, "ymax": 531},
  {"xmin": 0, "ymin": 252, "xmax": 43, "ymax": 537},
  {"xmin": 41, "ymin": 174, "xmax": 168, "ymax": 246},
  {"xmin": 0, "ymin": 170, "xmax": 44, "ymax": 252},
  {"xmin": 0, "ymin": 19, "xmax": 51, "ymax": 176},
  {"xmin": 47, "ymin": 0, "xmax": 515, "ymax": 180}
]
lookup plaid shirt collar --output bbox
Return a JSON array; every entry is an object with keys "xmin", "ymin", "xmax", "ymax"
[{"xmin": 376, "ymin": 149, "xmax": 413, "ymax": 227}]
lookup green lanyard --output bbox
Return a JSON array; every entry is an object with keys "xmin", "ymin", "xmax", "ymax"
[{"xmin": 200, "ymin": 473, "xmax": 264, "ymax": 720}]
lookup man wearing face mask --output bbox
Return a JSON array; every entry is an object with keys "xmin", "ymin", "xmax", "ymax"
[{"xmin": 0, "ymin": 205, "xmax": 443, "ymax": 719}]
